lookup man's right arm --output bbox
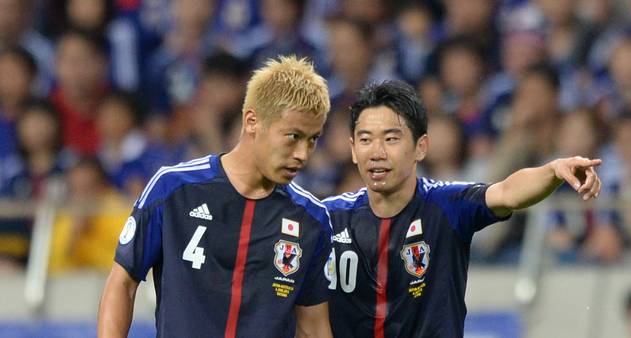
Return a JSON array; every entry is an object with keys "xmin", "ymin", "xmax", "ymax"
[{"xmin": 98, "ymin": 262, "xmax": 140, "ymax": 338}]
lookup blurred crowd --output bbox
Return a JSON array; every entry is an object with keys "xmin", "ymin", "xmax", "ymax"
[{"xmin": 0, "ymin": 0, "xmax": 630, "ymax": 272}]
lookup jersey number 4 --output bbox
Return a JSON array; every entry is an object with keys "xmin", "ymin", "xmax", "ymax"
[{"xmin": 183, "ymin": 226, "xmax": 207, "ymax": 269}]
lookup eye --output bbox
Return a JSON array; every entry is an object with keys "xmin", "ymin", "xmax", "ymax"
[
  {"xmin": 386, "ymin": 136, "xmax": 400, "ymax": 143},
  {"xmin": 286, "ymin": 133, "xmax": 299, "ymax": 141},
  {"xmin": 309, "ymin": 135, "xmax": 320, "ymax": 144},
  {"xmin": 358, "ymin": 137, "xmax": 370, "ymax": 144}
]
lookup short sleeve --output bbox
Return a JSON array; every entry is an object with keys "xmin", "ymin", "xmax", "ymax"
[
  {"xmin": 295, "ymin": 231, "xmax": 332, "ymax": 306},
  {"xmin": 425, "ymin": 180, "xmax": 511, "ymax": 243},
  {"xmin": 114, "ymin": 204, "xmax": 163, "ymax": 281}
]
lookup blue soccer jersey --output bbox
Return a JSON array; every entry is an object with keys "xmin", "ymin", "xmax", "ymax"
[
  {"xmin": 323, "ymin": 178, "xmax": 510, "ymax": 338},
  {"xmin": 115, "ymin": 154, "xmax": 332, "ymax": 338}
]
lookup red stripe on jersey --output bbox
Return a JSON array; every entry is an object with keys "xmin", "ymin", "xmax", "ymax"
[
  {"xmin": 225, "ymin": 200, "xmax": 256, "ymax": 338},
  {"xmin": 374, "ymin": 218, "xmax": 392, "ymax": 338}
]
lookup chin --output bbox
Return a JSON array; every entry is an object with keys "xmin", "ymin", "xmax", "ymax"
[
  {"xmin": 271, "ymin": 173, "xmax": 292, "ymax": 184},
  {"xmin": 276, "ymin": 177, "xmax": 292, "ymax": 184},
  {"xmin": 367, "ymin": 181, "xmax": 391, "ymax": 193}
]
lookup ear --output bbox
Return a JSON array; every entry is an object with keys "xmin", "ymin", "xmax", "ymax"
[
  {"xmin": 415, "ymin": 134, "xmax": 429, "ymax": 162},
  {"xmin": 349, "ymin": 136, "xmax": 358, "ymax": 164},
  {"xmin": 243, "ymin": 109, "xmax": 258, "ymax": 135}
]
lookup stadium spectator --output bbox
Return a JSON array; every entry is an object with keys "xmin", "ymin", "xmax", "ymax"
[
  {"xmin": 417, "ymin": 75, "xmax": 445, "ymax": 116},
  {"xmin": 137, "ymin": 51, "xmax": 252, "ymax": 183},
  {"xmin": 0, "ymin": 0, "xmax": 54, "ymax": 95},
  {"xmin": 178, "ymin": 51, "xmax": 250, "ymax": 158},
  {"xmin": 209, "ymin": 0, "xmax": 260, "ymax": 51},
  {"xmin": 535, "ymin": 0, "xmax": 601, "ymax": 110},
  {"xmin": 583, "ymin": 0, "xmax": 630, "ymax": 79},
  {"xmin": 143, "ymin": 0, "xmax": 215, "ymax": 114},
  {"xmin": 490, "ymin": 63, "xmax": 561, "ymax": 181},
  {"xmin": 485, "ymin": 3, "xmax": 547, "ymax": 130},
  {"xmin": 536, "ymin": 0, "xmax": 592, "ymax": 68},
  {"xmin": 597, "ymin": 111, "xmax": 631, "ymax": 255},
  {"xmin": 233, "ymin": 0, "xmax": 321, "ymax": 70},
  {"xmin": 0, "ymin": 99, "xmax": 73, "ymax": 268},
  {"xmin": 393, "ymin": 4, "xmax": 435, "ymax": 84},
  {"xmin": 54, "ymin": 0, "xmax": 143, "ymax": 92},
  {"xmin": 421, "ymin": 114, "xmax": 466, "ymax": 181},
  {"xmin": 51, "ymin": 28, "xmax": 109, "ymax": 156},
  {"xmin": 325, "ymin": 17, "xmax": 396, "ymax": 112},
  {"xmin": 547, "ymin": 108, "xmax": 623, "ymax": 263},
  {"xmin": 0, "ymin": 47, "xmax": 38, "ymax": 160},
  {"xmin": 599, "ymin": 38, "xmax": 631, "ymax": 120},
  {"xmin": 476, "ymin": 63, "xmax": 562, "ymax": 261},
  {"xmin": 436, "ymin": 36, "xmax": 493, "ymax": 161},
  {"xmin": 0, "ymin": 99, "xmax": 71, "ymax": 200},
  {"xmin": 338, "ymin": 0, "xmax": 394, "ymax": 53},
  {"xmin": 45, "ymin": 0, "xmax": 115, "ymax": 37},
  {"xmin": 339, "ymin": 0, "xmax": 388, "ymax": 24},
  {"xmin": 440, "ymin": 0, "xmax": 499, "ymax": 68},
  {"xmin": 96, "ymin": 90, "xmax": 150, "ymax": 197},
  {"xmin": 49, "ymin": 157, "xmax": 129, "ymax": 273}
]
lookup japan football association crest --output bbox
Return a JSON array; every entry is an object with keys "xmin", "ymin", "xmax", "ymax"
[
  {"xmin": 400, "ymin": 241, "xmax": 430, "ymax": 278},
  {"xmin": 274, "ymin": 240, "xmax": 302, "ymax": 276}
]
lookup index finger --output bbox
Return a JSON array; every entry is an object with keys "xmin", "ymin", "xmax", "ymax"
[{"xmin": 573, "ymin": 158, "xmax": 602, "ymax": 168}]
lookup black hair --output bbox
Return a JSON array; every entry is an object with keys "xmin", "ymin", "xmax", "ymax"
[
  {"xmin": 203, "ymin": 51, "xmax": 251, "ymax": 79},
  {"xmin": 524, "ymin": 62, "xmax": 561, "ymax": 91},
  {"xmin": 349, "ymin": 80, "xmax": 428, "ymax": 141},
  {"xmin": 16, "ymin": 98, "xmax": 62, "ymax": 155},
  {"xmin": 436, "ymin": 35, "xmax": 486, "ymax": 74},
  {"xmin": 58, "ymin": 27, "xmax": 108, "ymax": 57},
  {"xmin": 327, "ymin": 16, "xmax": 375, "ymax": 44},
  {"xmin": 69, "ymin": 155, "xmax": 108, "ymax": 183},
  {"xmin": 0, "ymin": 46, "xmax": 38, "ymax": 78},
  {"xmin": 101, "ymin": 89, "xmax": 145, "ymax": 126},
  {"xmin": 618, "ymin": 109, "xmax": 631, "ymax": 123}
]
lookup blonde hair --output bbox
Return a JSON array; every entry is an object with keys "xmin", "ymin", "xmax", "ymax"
[{"xmin": 242, "ymin": 55, "xmax": 330, "ymax": 125}]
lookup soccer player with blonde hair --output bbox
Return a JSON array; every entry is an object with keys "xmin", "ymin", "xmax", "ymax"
[{"xmin": 98, "ymin": 56, "xmax": 333, "ymax": 338}]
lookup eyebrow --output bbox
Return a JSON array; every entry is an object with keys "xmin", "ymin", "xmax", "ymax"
[
  {"xmin": 384, "ymin": 128, "xmax": 403, "ymax": 135},
  {"xmin": 356, "ymin": 128, "xmax": 403, "ymax": 136},
  {"xmin": 283, "ymin": 128, "xmax": 321, "ymax": 138}
]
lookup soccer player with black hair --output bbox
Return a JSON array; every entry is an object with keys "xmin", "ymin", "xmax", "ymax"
[{"xmin": 323, "ymin": 80, "xmax": 602, "ymax": 337}]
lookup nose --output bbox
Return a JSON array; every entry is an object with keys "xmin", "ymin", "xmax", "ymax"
[
  {"xmin": 370, "ymin": 139, "xmax": 387, "ymax": 161},
  {"xmin": 293, "ymin": 140, "xmax": 310, "ymax": 163}
]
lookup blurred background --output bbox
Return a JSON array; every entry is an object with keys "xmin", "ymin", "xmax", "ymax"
[{"xmin": 0, "ymin": 0, "xmax": 630, "ymax": 337}]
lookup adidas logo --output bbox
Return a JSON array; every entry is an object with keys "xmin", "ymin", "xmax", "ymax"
[
  {"xmin": 189, "ymin": 203, "xmax": 213, "ymax": 220},
  {"xmin": 332, "ymin": 228, "xmax": 352, "ymax": 244}
]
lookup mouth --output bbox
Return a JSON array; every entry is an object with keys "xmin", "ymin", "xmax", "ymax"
[
  {"xmin": 367, "ymin": 167, "xmax": 390, "ymax": 180},
  {"xmin": 282, "ymin": 166, "xmax": 301, "ymax": 179}
]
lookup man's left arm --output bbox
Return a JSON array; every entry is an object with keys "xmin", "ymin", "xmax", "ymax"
[
  {"xmin": 295, "ymin": 302, "xmax": 333, "ymax": 338},
  {"xmin": 486, "ymin": 156, "xmax": 602, "ymax": 218}
]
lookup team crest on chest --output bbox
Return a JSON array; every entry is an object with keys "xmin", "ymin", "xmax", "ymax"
[
  {"xmin": 400, "ymin": 241, "xmax": 430, "ymax": 278},
  {"xmin": 274, "ymin": 240, "xmax": 302, "ymax": 276}
]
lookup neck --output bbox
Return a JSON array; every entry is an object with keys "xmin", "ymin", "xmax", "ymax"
[
  {"xmin": 221, "ymin": 140, "xmax": 276, "ymax": 199},
  {"xmin": 431, "ymin": 163, "xmax": 459, "ymax": 179},
  {"xmin": 366, "ymin": 175, "xmax": 417, "ymax": 218},
  {"xmin": 64, "ymin": 88, "xmax": 96, "ymax": 112},
  {"xmin": 29, "ymin": 151, "xmax": 55, "ymax": 176},
  {"xmin": 0, "ymin": 102, "xmax": 18, "ymax": 121}
]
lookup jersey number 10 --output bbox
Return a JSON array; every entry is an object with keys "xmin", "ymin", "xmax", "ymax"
[{"xmin": 328, "ymin": 248, "xmax": 359, "ymax": 293}]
